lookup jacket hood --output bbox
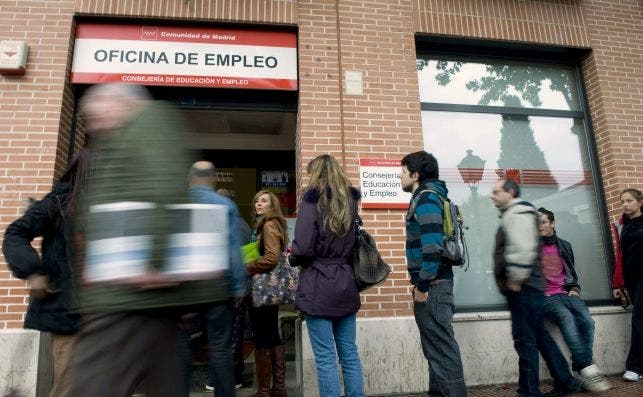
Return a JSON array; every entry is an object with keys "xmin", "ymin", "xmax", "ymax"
[
  {"xmin": 503, "ymin": 197, "xmax": 537, "ymax": 214},
  {"xmin": 303, "ymin": 186, "xmax": 361, "ymax": 203},
  {"xmin": 414, "ymin": 179, "xmax": 448, "ymax": 198}
]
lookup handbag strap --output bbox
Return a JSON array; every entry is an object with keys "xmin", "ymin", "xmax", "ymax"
[{"xmin": 354, "ymin": 213, "xmax": 363, "ymax": 239}]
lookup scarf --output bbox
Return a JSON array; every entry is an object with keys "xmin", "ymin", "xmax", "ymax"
[{"xmin": 542, "ymin": 232, "xmax": 557, "ymax": 245}]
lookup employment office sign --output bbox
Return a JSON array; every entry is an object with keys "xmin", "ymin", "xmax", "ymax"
[
  {"xmin": 71, "ymin": 23, "xmax": 297, "ymax": 90},
  {"xmin": 360, "ymin": 159, "xmax": 411, "ymax": 209}
]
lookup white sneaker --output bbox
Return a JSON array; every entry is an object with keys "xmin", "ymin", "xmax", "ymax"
[
  {"xmin": 579, "ymin": 364, "xmax": 611, "ymax": 392},
  {"xmin": 623, "ymin": 370, "xmax": 641, "ymax": 382},
  {"xmin": 205, "ymin": 383, "xmax": 214, "ymax": 391}
]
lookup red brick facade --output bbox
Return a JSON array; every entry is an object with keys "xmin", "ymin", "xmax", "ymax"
[{"xmin": 0, "ymin": 0, "xmax": 641, "ymax": 328}]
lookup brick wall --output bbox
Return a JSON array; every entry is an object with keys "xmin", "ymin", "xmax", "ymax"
[
  {"xmin": 0, "ymin": 0, "xmax": 76, "ymax": 329},
  {"xmin": 415, "ymin": 0, "xmax": 589, "ymax": 47},
  {"xmin": 0, "ymin": 0, "xmax": 298, "ymax": 328},
  {"xmin": 581, "ymin": 0, "xmax": 643, "ymax": 218},
  {"xmin": 298, "ymin": 0, "xmax": 424, "ymax": 317},
  {"xmin": 1, "ymin": 0, "xmax": 641, "ymax": 326}
]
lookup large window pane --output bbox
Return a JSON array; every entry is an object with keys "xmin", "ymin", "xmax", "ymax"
[
  {"xmin": 417, "ymin": 59, "xmax": 581, "ymax": 111},
  {"xmin": 422, "ymin": 111, "xmax": 610, "ymax": 308}
]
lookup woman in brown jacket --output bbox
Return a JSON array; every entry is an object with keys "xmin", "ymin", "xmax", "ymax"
[{"xmin": 246, "ymin": 190, "xmax": 289, "ymax": 397}]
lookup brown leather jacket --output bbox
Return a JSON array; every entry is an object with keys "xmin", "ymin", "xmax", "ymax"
[{"xmin": 246, "ymin": 218, "xmax": 286, "ymax": 275}]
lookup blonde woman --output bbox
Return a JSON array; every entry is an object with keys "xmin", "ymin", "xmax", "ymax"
[
  {"xmin": 246, "ymin": 190, "xmax": 289, "ymax": 397},
  {"xmin": 290, "ymin": 155, "xmax": 365, "ymax": 397}
]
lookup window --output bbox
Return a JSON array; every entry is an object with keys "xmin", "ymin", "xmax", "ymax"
[{"xmin": 417, "ymin": 56, "xmax": 610, "ymax": 309}]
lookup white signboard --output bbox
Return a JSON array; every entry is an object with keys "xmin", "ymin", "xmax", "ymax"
[
  {"xmin": 71, "ymin": 23, "xmax": 297, "ymax": 90},
  {"xmin": 359, "ymin": 159, "xmax": 411, "ymax": 209}
]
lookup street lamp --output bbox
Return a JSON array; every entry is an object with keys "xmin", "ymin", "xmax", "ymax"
[{"xmin": 457, "ymin": 149, "xmax": 485, "ymax": 190}]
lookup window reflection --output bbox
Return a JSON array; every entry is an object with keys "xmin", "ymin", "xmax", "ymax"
[
  {"xmin": 418, "ymin": 59, "xmax": 580, "ymax": 111},
  {"xmin": 422, "ymin": 111, "xmax": 608, "ymax": 308}
]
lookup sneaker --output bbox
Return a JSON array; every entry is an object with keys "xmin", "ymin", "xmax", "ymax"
[
  {"xmin": 579, "ymin": 364, "xmax": 611, "ymax": 392},
  {"xmin": 623, "ymin": 370, "xmax": 642, "ymax": 381},
  {"xmin": 235, "ymin": 382, "xmax": 243, "ymax": 389},
  {"xmin": 205, "ymin": 383, "xmax": 214, "ymax": 391}
]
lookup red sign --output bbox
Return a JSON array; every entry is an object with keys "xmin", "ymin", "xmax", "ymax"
[{"xmin": 71, "ymin": 23, "xmax": 298, "ymax": 90}]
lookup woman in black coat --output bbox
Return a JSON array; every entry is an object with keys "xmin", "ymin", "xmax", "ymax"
[
  {"xmin": 2, "ymin": 155, "xmax": 85, "ymax": 395},
  {"xmin": 614, "ymin": 188, "xmax": 643, "ymax": 382}
]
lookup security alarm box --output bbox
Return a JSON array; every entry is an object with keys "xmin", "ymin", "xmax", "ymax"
[{"xmin": 0, "ymin": 41, "xmax": 27, "ymax": 76}]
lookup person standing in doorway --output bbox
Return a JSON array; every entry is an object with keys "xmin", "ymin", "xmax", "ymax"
[
  {"xmin": 216, "ymin": 187, "xmax": 253, "ymax": 390},
  {"xmin": 178, "ymin": 161, "xmax": 247, "ymax": 397},
  {"xmin": 400, "ymin": 151, "xmax": 467, "ymax": 397},
  {"xmin": 491, "ymin": 179, "xmax": 579, "ymax": 397},
  {"xmin": 537, "ymin": 207, "xmax": 610, "ymax": 392},
  {"xmin": 246, "ymin": 190, "xmax": 289, "ymax": 397}
]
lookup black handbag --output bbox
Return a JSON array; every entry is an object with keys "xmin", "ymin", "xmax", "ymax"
[{"xmin": 353, "ymin": 215, "xmax": 391, "ymax": 291}]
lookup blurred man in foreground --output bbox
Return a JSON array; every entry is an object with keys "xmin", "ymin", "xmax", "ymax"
[{"xmin": 61, "ymin": 84, "xmax": 234, "ymax": 396}]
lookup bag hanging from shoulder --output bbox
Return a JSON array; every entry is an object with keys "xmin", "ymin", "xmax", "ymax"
[
  {"xmin": 353, "ymin": 215, "xmax": 391, "ymax": 291},
  {"xmin": 410, "ymin": 189, "xmax": 469, "ymax": 269},
  {"xmin": 250, "ymin": 253, "xmax": 299, "ymax": 307}
]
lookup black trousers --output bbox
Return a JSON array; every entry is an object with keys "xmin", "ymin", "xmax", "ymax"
[
  {"xmin": 249, "ymin": 304, "xmax": 282, "ymax": 349},
  {"xmin": 626, "ymin": 280, "xmax": 643, "ymax": 374}
]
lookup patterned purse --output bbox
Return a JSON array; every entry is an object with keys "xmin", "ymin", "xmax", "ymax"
[{"xmin": 250, "ymin": 253, "xmax": 299, "ymax": 307}]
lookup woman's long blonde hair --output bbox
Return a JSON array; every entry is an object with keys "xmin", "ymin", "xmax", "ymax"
[
  {"xmin": 306, "ymin": 155, "xmax": 353, "ymax": 236},
  {"xmin": 251, "ymin": 190, "xmax": 288, "ymax": 246}
]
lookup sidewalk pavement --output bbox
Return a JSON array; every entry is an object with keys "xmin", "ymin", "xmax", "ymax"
[{"xmin": 189, "ymin": 374, "xmax": 642, "ymax": 396}]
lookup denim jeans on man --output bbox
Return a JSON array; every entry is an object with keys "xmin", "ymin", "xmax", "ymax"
[
  {"xmin": 507, "ymin": 286, "xmax": 579, "ymax": 397},
  {"xmin": 305, "ymin": 313, "xmax": 365, "ymax": 397},
  {"xmin": 413, "ymin": 279, "xmax": 467, "ymax": 397},
  {"xmin": 179, "ymin": 301, "xmax": 235, "ymax": 397},
  {"xmin": 544, "ymin": 294, "xmax": 595, "ymax": 371}
]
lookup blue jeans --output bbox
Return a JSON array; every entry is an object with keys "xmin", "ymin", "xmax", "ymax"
[
  {"xmin": 305, "ymin": 314, "xmax": 365, "ymax": 397},
  {"xmin": 179, "ymin": 301, "xmax": 235, "ymax": 397},
  {"xmin": 544, "ymin": 294, "xmax": 595, "ymax": 371},
  {"xmin": 413, "ymin": 279, "xmax": 467, "ymax": 397},
  {"xmin": 507, "ymin": 287, "xmax": 578, "ymax": 397}
]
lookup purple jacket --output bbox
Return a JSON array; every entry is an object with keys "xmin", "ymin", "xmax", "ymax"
[{"xmin": 291, "ymin": 187, "xmax": 362, "ymax": 318}]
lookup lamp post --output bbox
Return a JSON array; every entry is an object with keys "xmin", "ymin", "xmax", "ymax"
[
  {"xmin": 457, "ymin": 150, "xmax": 485, "ymax": 274},
  {"xmin": 457, "ymin": 149, "xmax": 485, "ymax": 192}
]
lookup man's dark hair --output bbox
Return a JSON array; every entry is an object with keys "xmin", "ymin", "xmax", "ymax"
[
  {"xmin": 502, "ymin": 179, "xmax": 521, "ymax": 198},
  {"xmin": 401, "ymin": 151, "xmax": 439, "ymax": 182},
  {"xmin": 537, "ymin": 207, "xmax": 555, "ymax": 222}
]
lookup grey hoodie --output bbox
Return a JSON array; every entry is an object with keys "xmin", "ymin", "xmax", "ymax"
[{"xmin": 493, "ymin": 198, "xmax": 544, "ymax": 293}]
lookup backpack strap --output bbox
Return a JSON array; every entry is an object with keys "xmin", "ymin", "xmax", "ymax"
[{"xmin": 408, "ymin": 189, "xmax": 445, "ymax": 222}]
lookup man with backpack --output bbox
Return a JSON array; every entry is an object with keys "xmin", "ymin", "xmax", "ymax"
[{"xmin": 401, "ymin": 151, "xmax": 467, "ymax": 397}]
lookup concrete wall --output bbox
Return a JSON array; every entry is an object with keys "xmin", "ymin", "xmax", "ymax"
[
  {"xmin": 297, "ymin": 307, "xmax": 630, "ymax": 396},
  {"xmin": 0, "ymin": 330, "xmax": 51, "ymax": 397}
]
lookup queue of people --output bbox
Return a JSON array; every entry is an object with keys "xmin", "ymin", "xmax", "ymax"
[{"xmin": 2, "ymin": 83, "xmax": 642, "ymax": 397}]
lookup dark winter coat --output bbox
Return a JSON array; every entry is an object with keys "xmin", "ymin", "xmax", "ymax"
[
  {"xmin": 290, "ymin": 187, "xmax": 361, "ymax": 318},
  {"xmin": 621, "ymin": 215, "xmax": 643, "ymax": 285},
  {"xmin": 2, "ymin": 181, "xmax": 81, "ymax": 333}
]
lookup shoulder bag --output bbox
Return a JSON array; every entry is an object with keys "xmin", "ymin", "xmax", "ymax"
[
  {"xmin": 353, "ymin": 215, "xmax": 391, "ymax": 291},
  {"xmin": 250, "ymin": 253, "xmax": 299, "ymax": 307}
]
